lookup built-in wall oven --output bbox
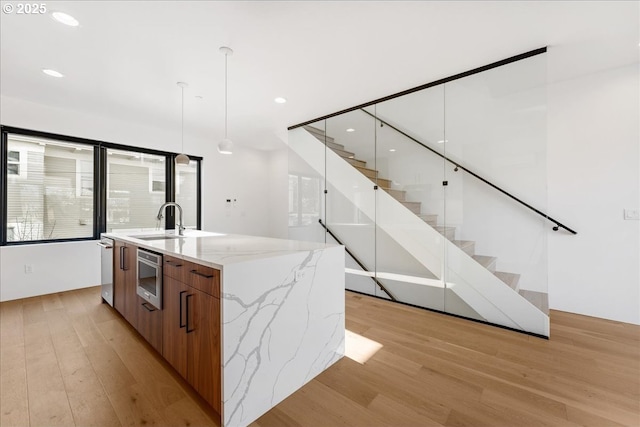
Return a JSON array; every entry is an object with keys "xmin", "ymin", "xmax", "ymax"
[{"xmin": 137, "ymin": 249, "xmax": 163, "ymax": 310}]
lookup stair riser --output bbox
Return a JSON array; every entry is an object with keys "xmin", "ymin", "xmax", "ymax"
[
  {"xmin": 373, "ymin": 177, "xmax": 392, "ymax": 188},
  {"xmin": 472, "ymin": 255, "xmax": 497, "ymax": 272},
  {"xmin": 303, "ymin": 126, "xmax": 338, "ymax": 146},
  {"xmin": 436, "ymin": 227, "xmax": 455, "ymax": 240},
  {"xmin": 345, "ymin": 157, "xmax": 367, "ymax": 168},
  {"xmin": 386, "ymin": 189, "xmax": 406, "ymax": 202},
  {"xmin": 402, "ymin": 202, "xmax": 421, "ymax": 215},
  {"xmin": 356, "ymin": 167, "xmax": 378, "ymax": 179},
  {"xmin": 332, "ymin": 147, "xmax": 356, "ymax": 159},
  {"xmin": 420, "ymin": 214, "xmax": 438, "ymax": 226}
]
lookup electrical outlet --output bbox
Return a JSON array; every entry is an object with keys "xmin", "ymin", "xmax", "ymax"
[
  {"xmin": 24, "ymin": 264, "xmax": 33, "ymax": 274},
  {"xmin": 624, "ymin": 209, "xmax": 639, "ymax": 220}
]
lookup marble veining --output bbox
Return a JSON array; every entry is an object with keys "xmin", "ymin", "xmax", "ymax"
[{"xmin": 222, "ymin": 246, "xmax": 345, "ymax": 427}]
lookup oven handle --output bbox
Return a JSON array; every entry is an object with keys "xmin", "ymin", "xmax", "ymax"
[
  {"xmin": 179, "ymin": 290, "xmax": 187, "ymax": 328},
  {"xmin": 138, "ymin": 257, "xmax": 160, "ymax": 269},
  {"xmin": 141, "ymin": 302, "xmax": 156, "ymax": 312},
  {"xmin": 186, "ymin": 294, "xmax": 194, "ymax": 333}
]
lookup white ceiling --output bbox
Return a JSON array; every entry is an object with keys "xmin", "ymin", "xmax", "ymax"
[{"xmin": 1, "ymin": 1, "xmax": 638, "ymax": 151}]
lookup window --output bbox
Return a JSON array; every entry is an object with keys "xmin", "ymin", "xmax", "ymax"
[
  {"xmin": 106, "ymin": 149, "xmax": 166, "ymax": 233},
  {"xmin": 288, "ymin": 173, "xmax": 321, "ymax": 226},
  {"xmin": 7, "ymin": 150, "xmax": 21, "ymax": 175},
  {"xmin": 5, "ymin": 135, "xmax": 94, "ymax": 242},
  {"xmin": 175, "ymin": 159, "xmax": 199, "ymax": 229},
  {"xmin": 1, "ymin": 127, "xmax": 202, "ymax": 245}
]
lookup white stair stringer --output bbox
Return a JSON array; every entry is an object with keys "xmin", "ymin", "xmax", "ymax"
[{"xmin": 289, "ymin": 128, "xmax": 550, "ymax": 336}]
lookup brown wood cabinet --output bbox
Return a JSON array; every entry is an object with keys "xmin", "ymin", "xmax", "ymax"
[
  {"xmin": 136, "ymin": 295, "xmax": 163, "ymax": 353},
  {"xmin": 162, "ymin": 255, "xmax": 221, "ymax": 413},
  {"xmin": 113, "ymin": 240, "xmax": 137, "ymax": 326},
  {"xmin": 187, "ymin": 286, "xmax": 221, "ymax": 408},
  {"xmin": 162, "ymin": 275, "xmax": 189, "ymax": 379}
]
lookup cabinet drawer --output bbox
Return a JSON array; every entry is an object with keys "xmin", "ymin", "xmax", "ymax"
[
  {"xmin": 184, "ymin": 261, "xmax": 220, "ymax": 298},
  {"xmin": 164, "ymin": 255, "xmax": 185, "ymax": 281}
]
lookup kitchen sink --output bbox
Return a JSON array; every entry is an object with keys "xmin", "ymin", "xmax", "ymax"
[{"xmin": 132, "ymin": 235, "xmax": 183, "ymax": 241}]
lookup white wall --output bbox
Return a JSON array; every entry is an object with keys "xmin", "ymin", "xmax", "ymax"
[
  {"xmin": 547, "ymin": 62, "xmax": 639, "ymax": 325},
  {"xmin": 267, "ymin": 147, "xmax": 289, "ymax": 239},
  {"xmin": 0, "ymin": 95, "xmax": 274, "ymax": 301},
  {"xmin": 0, "ymin": 241, "xmax": 100, "ymax": 301}
]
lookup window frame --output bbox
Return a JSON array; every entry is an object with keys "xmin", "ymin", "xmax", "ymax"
[{"xmin": 0, "ymin": 126, "xmax": 202, "ymax": 246}]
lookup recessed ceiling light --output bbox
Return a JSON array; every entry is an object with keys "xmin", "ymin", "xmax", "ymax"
[
  {"xmin": 51, "ymin": 11, "xmax": 79, "ymax": 27},
  {"xmin": 274, "ymin": 97, "xmax": 287, "ymax": 104},
  {"xmin": 346, "ymin": 128, "xmax": 355, "ymax": 132},
  {"xmin": 437, "ymin": 139, "xmax": 448, "ymax": 144},
  {"xmin": 389, "ymin": 149, "xmax": 396, "ymax": 152},
  {"xmin": 42, "ymin": 69, "xmax": 64, "ymax": 78}
]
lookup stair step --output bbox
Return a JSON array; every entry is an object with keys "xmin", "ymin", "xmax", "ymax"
[
  {"xmin": 472, "ymin": 255, "xmax": 497, "ymax": 272},
  {"xmin": 303, "ymin": 126, "xmax": 340, "ymax": 148},
  {"xmin": 519, "ymin": 290, "xmax": 549, "ymax": 313},
  {"xmin": 419, "ymin": 214, "xmax": 438, "ymax": 226},
  {"xmin": 434, "ymin": 226, "xmax": 456, "ymax": 240},
  {"xmin": 372, "ymin": 177, "xmax": 392, "ymax": 188},
  {"xmin": 385, "ymin": 188, "xmax": 406, "ymax": 201},
  {"xmin": 494, "ymin": 271, "xmax": 520, "ymax": 291},
  {"xmin": 355, "ymin": 166, "xmax": 378, "ymax": 179},
  {"xmin": 344, "ymin": 157, "xmax": 367, "ymax": 168},
  {"xmin": 326, "ymin": 140, "xmax": 346, "ymax": 151},
  {"xmin": 401, "ymin": 201, "xmax": 421, "ymax": 215},
  {"xmin": 332, "ymin": 147, "xmax": 356, "ymax": 159},
  {"xmin": 453, "ymin": 240, "xmax": 475, "ymax": 256}
]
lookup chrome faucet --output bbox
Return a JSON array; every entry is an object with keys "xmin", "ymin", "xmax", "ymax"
[{"xmin": 156, "ymin": 202, "xmax": 185, "ymax": 236}]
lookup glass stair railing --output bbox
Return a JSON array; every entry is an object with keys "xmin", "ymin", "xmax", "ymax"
[
  {"xmin": 289, "ymin": 125, "xmax": 549, "ymax": 336},
  {"xmin": 287, "ymin": 49, "xmax": 562, "ymax": 338}
]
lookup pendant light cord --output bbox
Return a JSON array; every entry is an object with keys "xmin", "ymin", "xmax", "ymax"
[
  {"xmin": 224, "ymin": 52, "xmax": 228, "ymax": 139},
  {"xmin": 181, "ymin": 84, "xmax": 185, "ymax": 151}
]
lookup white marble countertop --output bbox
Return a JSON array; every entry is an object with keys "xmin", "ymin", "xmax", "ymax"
[{"xmin": 102, "ymin": 230, "xmax": 338, "ymax": 270}]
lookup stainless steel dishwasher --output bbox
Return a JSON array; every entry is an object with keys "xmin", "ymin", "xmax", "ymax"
[{"xmin": 98, "ymin": 237, "xmax": 114, "ymax": 306}]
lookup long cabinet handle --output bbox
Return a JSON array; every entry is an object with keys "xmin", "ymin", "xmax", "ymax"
[
  {"xmin": 166, "ymin": 260, "xmax": 183, "ymax": 267},
  {"xmin": 141, "ymin": 302, "xmax": 156, "ymax": 312},
  {"xmin": 123, "ymin": 246, "xmax": 129, "ymax": 271},
  {"xmin": 179, "ymin": 290, "xmax": 187, "ymax": 328},
  {"xmin": 190, "ymin": 270, "xmax": 214, "ymax": 279},
  {"xmin": 186, "ymin": 294, "xmax": 194, "ymax": 333},
  {"xmin": 119, "ymin": 246, "xmax": 125, "ymax": 271}
]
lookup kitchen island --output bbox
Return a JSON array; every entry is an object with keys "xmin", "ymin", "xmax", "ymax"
[{"xmin": 104, "ymin": 230, "xmax": 345, "ymax": 427}]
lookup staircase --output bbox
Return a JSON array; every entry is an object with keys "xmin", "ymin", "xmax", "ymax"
[{"xmin": 303, "ymin": 125, "xmax": 548, "ymax": 313}]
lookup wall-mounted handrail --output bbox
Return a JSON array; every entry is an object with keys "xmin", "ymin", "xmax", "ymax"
[
  {"xmin": 318, "ymin": 219, "xmax": 397, "ymax": 301},
  {"xmin": 360, "ymin": 109, "xmax": 577, "ymax": 235}
]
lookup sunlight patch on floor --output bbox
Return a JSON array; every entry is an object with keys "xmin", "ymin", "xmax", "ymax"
[{"xmin": 345, "ymin": 329, "xmax": 383, "ymax": 364}]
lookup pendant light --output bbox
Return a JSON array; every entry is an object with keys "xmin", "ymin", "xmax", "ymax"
[
  {"xmin": 218, "ymin": 46, "xmax": 234, "ymax": 155},
  {"xmin": 175, "ymin": 81, "xmax": 191, "ymax": 165}
]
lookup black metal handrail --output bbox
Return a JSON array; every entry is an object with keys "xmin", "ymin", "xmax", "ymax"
[
  {"xmin": 360, "ymin": 109, "xmax": 577, "ymax": 235},
  {"xmin": 318, "ymin": 219, "xmax": 396, "ymax": 301}
]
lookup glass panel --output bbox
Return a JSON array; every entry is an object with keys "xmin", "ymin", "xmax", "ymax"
[
  {"xmin": 6, "ymin": 134, "xmax": 94, "ymax": 242},
  {"xmin": 286, "ymin": 51, "xmax": 549, "ymax": 336},
  {"xmin": 106, "ymin": 148, "xmax": 166, "ymax": 233},
  {"xmin": 325, "ymin": 111, "xmax": 378, "ymax": 297},
  {"xmin": 175, "ymin": 159, "xmax": 199, "ymax": 229},
  {"xmin": 444, "ymin": 53, "xmax": 548, "ymax": 335},
  {"xmin": 373, "ymin": 85, "xmax": 447, "ymax": 309},
  {"xmin": 288, "ymin": 120, "xmax": 326, "ymax": 244}
]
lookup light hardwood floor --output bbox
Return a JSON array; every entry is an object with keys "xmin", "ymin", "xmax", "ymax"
[{"xmin": 1, "ymin": 286, "xmax": 638, "ymax": 426}]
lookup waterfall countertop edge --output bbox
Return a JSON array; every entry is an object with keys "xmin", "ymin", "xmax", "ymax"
[{"xmin": 102, "ymin": 230, "xmax": 340, "ymax": 270}]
